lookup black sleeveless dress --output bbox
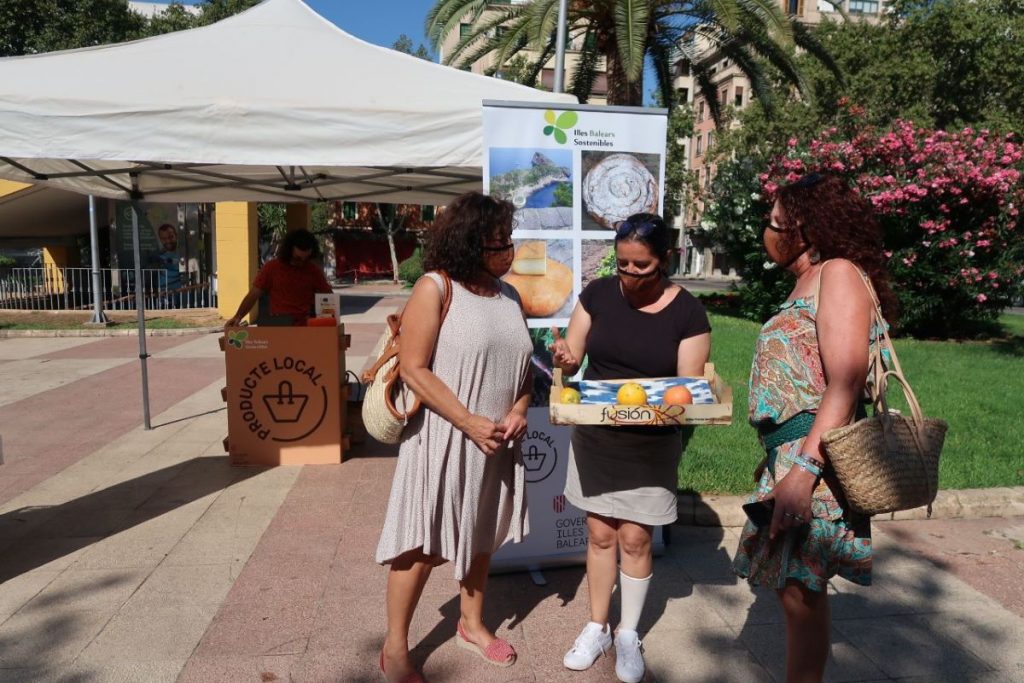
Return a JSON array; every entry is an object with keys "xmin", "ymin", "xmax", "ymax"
[{"xmin": 563, "ymin": 276, "xmax": 711, "ymax": 525}]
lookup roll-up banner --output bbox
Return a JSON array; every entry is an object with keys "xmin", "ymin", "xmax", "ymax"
[{"xmin": 483, "ymin": 102, "xmax": 669, "ymax": 573}]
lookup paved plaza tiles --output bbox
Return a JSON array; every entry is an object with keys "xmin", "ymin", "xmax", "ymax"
[{"xmin": 0, "ymin": 287, "xmax": 1022, "ymax": 682}]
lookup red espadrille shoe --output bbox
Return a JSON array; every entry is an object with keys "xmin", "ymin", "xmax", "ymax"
[{"xmin": 455, "ymin": 620, "xmax": 516, "ymax": 667}]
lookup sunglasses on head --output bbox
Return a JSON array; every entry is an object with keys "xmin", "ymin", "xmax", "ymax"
[
  {"xmin": 615, "ymin": 218, "xmax": 660, "ymax": 238},
  {"xmin": 791, "ymin": 172, "xmax": 823, "ymax": 188}
]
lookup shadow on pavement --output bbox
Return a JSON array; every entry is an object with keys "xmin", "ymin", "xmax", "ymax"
[
  {"xmin": 718, "ymin": 529, "xmax": 1018, "ymax": 682},
  {"xmin": 0, "ymin": 456, "xmax": 260, "ymax": 583}
]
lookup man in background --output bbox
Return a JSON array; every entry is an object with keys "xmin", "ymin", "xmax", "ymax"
[{"xmin": 154, "ymin": 223, "xmax": 182, "ymax": 307}]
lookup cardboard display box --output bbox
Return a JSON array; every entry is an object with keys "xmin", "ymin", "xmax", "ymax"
[
  {"xmin": 549, "ymin": 362, "xmax": 733, "ymax": 427},
  {"xmin": 221, "ymin": 324, "xmax": 349, "ymax": 466}
]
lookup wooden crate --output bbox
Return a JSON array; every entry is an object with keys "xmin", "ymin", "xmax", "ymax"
[{"xmin": 548, "ymin": 362, "xmax": 733, "ymax": 427}]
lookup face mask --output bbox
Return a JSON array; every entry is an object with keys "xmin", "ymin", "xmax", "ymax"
[{"xmin": 617, "ymin": 267, "xmax": 660, "ymax": 281}]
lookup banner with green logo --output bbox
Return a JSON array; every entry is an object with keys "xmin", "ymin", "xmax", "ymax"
[
  {"xmin": 484, "ymin": 101, "xmax": 668, "ymax": 574},
  {"xmin": 483, "ymin": 101, "xmax": 668, "ymax": 331}
]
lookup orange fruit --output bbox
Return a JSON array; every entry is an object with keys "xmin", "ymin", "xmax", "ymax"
[
  {"xmin": 616, "ymin": 382, "xmax": 647, "ymax": 406},
  {"xmin": 663, "ymin": 385, "xmax": 693, "ymax": 405},
  {"xmin": 560, "ymin": 387, "xmax": 582, "ymax": 404}
]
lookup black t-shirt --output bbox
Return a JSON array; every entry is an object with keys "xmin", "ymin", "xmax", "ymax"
[{"xmin": 580, "ymin": 276, "xmax": 711, "ymax": 381}]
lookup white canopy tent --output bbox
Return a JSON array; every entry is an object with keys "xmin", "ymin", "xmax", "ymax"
[
  {"xmin": 0, "ymin": 0, "xmax": 573, "ymax": 203},
  {"xmin": 0, "ymin": 0, "xmax": 574, "ymax": 427}
]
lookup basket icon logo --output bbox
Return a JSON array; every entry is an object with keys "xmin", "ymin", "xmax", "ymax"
[
  {"xmin": 237, "ymin": 355, "xmax": 328, "ymax": 443},
  {"xmin": 543, "ymin": 110, "xmax": 578, "ymax": 145},
  {"xmin": 522, "ymin": 429, "xmax": 558, "ymax": 483},
  {"xmin": 262, "ymin": 380, "xmax": 308, "ymax": 423}
]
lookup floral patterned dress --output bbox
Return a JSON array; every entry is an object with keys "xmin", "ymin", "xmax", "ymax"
[{"xmin": 732, "ymin": 295, "xmax": 873, "ymax": 592}]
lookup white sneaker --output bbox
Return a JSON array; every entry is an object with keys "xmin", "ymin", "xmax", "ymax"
[
  {"xmin": 563, "ymin": 621, "xmax": 612, "ymax": 671},
  {"xmin": 614, "ymin": 629, "xmax": 645, "ymax": 683}
]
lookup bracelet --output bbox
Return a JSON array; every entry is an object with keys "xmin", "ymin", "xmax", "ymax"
[{"xmin": 791, "ymin": 453, "xmax": 824, "ymax": 479}]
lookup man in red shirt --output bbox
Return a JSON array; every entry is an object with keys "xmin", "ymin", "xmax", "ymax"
[{"xmin": 225, "ymin": 229, "xmax": 333, "ymax": 327}]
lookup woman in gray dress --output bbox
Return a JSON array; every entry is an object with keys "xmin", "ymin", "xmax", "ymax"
[{"xmin": 376, "ymin": 192, "xmax": 532, "ymax": 683}]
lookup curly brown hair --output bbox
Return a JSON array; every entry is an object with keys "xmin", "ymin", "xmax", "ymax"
[
  {"xmin": 775, "ymin": 174, "xmax": 897, "ymax": 321},
  {"xmin": 422, "ymin": 192, "xmax": 515, "ymax": 282}
]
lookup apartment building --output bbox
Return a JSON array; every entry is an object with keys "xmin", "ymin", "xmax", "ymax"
[{"xmin": 674, "ymin": 0, "xmax": 888, "ymax": 277}]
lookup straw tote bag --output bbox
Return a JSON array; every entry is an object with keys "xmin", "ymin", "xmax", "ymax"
[
  {"xmin": 821, "ymin": 272, "xmax": 948, "ymax": 516},
  {"xmin": 361, "ymin": 272, "xmax": 452, "ymax": 444}
]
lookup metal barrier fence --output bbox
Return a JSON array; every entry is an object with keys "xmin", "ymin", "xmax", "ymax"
[{"xmin": 0, "ymin": 266, "xmax": 216, "ymax": 311}]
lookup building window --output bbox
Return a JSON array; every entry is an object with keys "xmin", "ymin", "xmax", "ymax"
[
  {"xmin": 459, "ymin": 23, "xmax": 472, "ymax": 39},
  {"xmin": 677, "ymin": 87, "xmax": 689, "ymax": 102},
  {"xmin": 695, "ymin": 135, "xmax": 703, "ymax": 156},
  {"xmin": 697, "ymin": 100, "xmax": 705, "ymax": 122},
  {"xmin": 734, "ymin": 86, "xmax": 744, "ymax": 108},
  {"xmin": 584, "ymin": 32, "xmax": 597, "ymax": 51},
  {"xmin": 422, "ymin": 205, "xmax": 435, "ymax": 222},
  {"xmin": 720, "ymin": 88, "xmax": 729, "ymax": 106},
  {"xmin": 787, "ymin": 0, "xmax": 804, "ymax": 15},
  {"xmin": 707, "ymin": 132, "xmax": 714, "ymax": 151},
  {"xmin": 342, "ymin": 202, "xmax": 356, "ymax": 221},
  {"xmin": 849, "ymin": 0, "xmax": 879, "ymax": 12},
  {"xmin": 496, "ymin": 26, "xmax": 508, "ymax": 39}
]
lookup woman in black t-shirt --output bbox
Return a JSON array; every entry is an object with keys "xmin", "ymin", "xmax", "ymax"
[{"xmin": 550, "ymin": 213, "xmax": 711, "ymax": 683}]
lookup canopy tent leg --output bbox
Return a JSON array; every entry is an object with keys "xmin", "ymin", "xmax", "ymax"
[
  {"xmin": 130, "ymin": 193, "xmax": 152, "ymax": 430},
  {"xmin": 86, "ymin": 196, "xmax": 110, "ymax": 325}
]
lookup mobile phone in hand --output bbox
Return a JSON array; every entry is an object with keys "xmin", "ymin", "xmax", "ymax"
[{"xmin": 742, "ymin": 499, "xmax": 775, "ymax": 528}]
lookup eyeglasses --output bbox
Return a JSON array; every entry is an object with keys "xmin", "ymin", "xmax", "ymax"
[
  {"xmin": 615, "ymin": 218, "xmax": 660, "ymax": 238},
  {"xmin": 482, "ymin": 243, "xmax": 514, "ymax": 252}
]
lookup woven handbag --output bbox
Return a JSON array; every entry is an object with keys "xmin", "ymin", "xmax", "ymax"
[
  {"xmin": 361, "ymin": 272, "xmax": 452, "ymax": 444},
  {"xmin": 821, "ymin": 273, "xmax": 948, "ymax": 516}
]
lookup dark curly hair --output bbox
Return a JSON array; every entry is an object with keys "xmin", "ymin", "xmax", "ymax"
[
  {"xmin": 775, "ymin": 174, "xmax": 897, "ymax": 321},
  {"xmin": 615, "ymin": 213, "xmax": 673, "ymax": 275},
  {"xmin": 276, "ymin": 228, "xmax": 321, "ymax": 261},
  {"xmin": 422, "ymin": 192, "xmax": 515, "ymax": 282}
]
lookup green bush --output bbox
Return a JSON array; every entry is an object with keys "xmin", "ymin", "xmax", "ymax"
[
  {"xmin": 397, "ymin": 248, "xmax": 424, "ymax": 284},
  {"xmin": 0, "ymin": 254, "xmax": 15, "ymax": 267}
]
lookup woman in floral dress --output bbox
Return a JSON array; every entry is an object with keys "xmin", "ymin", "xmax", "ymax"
[{"xmin": 733, "ymin": 174, "xmax": 897, "ymax": 683}]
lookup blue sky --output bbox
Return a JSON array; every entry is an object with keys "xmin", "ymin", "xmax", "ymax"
[
  {"xmin": 304, "ymin": 0, "xmax": 437, "ymax": 53},
  {"xmin": 149, "ymin": 1, "xmax": 438, "ymax": 52}
]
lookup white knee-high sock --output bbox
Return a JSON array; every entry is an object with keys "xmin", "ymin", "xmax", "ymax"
[{"xmin": 618, "ymin": 570, "xmax": 652, "ymax": 633}]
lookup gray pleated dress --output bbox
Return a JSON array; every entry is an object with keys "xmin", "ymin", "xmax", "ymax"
[{"xmin": 375, "ymin": 272, "xmax": 532, "ymax": 581}]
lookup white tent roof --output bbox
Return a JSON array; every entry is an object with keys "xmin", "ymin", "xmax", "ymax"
[{"xmin": 0, "ymin": 0, "xmax": 574, "ymax": 203}]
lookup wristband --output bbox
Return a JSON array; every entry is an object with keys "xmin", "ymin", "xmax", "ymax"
[{"xmin": 791, "ymin": 453, "xmax": 824, "ymax": 479}]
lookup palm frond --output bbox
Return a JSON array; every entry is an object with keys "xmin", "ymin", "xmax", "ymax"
[
  {"xmin": 648, "ymin": 37, "xmax": 678, "ymax": 109},
  {"xmin": 569, "ymin": 28, "xmax": 602, "ymax": 103},
  {"xmin": 613, "ymin": 0, "xmax": 650, "ymax": 82},
  {"xmin": 425, "ymin": 0, "xmax": 489, "ymax": 51},
  {"xmin": 791, "ymin": 18, "xmax": 844, "ymax": 87}
]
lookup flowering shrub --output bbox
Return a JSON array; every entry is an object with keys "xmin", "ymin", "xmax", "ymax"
[{"xmin": 757, "ymin": 114, "xmax": 1023, "ymax": 337}]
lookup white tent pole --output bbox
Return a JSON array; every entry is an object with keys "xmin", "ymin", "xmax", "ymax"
[
  {"xmin": 87, "ymin": 196, "xmax": 110, "ymax": 325},
  {"xmin": 553, "ymin": 0, "xmax": 568, "ymax": 93},
  {"xmin": 129, "ymin": 176, "xmax": 152, "ymax": 430}
]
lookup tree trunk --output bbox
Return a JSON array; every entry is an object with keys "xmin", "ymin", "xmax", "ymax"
[
  {"xmin": 604, "ymin": 49, "xmax": 643, "ymax": 106},
  {"xmin": 387, "ymin": 229, "xmax": 400, "ymax": 284}
]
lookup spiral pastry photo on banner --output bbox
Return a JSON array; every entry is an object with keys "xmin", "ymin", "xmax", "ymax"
[{"xmin": 580, "ymin": 151, "xmax": 661, "ymax": 231}]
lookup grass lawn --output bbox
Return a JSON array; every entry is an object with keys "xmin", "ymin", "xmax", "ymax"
[
  {"xmin": 0, "ymin": 310, "xmax": 222, "ymax": 330},
  {"xmin": 680, "ymin": 312, "xmax": 1024, "ymax": 494}
]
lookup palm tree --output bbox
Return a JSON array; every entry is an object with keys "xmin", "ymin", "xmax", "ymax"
[{"xmin": 427, "ymin": 0, "xmax": 839, "ymax": 118}]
